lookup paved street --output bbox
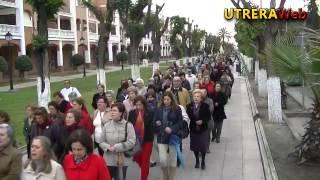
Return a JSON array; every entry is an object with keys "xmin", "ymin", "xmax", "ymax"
[{"xmin": 126, "ymin": 77, "xmax": 265, "ymax": 180}]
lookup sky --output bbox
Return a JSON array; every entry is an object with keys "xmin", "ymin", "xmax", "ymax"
[{"xmin": 153, "ymin": 0, "xmax": 308, "ymax": 44}]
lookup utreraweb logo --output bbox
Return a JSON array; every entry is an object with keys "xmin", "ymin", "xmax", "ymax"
[{"xmin": 224, "ymin": 8, "xmax": 308, "ymax": 20}]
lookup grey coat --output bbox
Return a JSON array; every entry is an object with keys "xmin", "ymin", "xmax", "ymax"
[{"xmin": 99, "ymin": 119, "xmax": 136, "ymax": 167}]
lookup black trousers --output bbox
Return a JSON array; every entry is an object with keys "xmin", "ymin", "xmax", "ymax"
[
  {"xmin": 108, "ymin": 166, "xmax": 128, "ymax": 180},
  {"xmin": 212, "ymin": 121, "xmax": 224, "ymax": 139}
]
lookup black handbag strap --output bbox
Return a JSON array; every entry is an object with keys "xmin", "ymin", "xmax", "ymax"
[{"xmin": 123, "ymin": 121, "xmax": 128, "ymax": 142}]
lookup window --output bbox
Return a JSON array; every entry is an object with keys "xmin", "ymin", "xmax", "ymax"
[
  {"xmin": 111, "ymin": 25, "xmax": 116, "ymax": 35},
  {"xmin": 76, "ymin": 19, "xmax": 81, "ymax": 31}
]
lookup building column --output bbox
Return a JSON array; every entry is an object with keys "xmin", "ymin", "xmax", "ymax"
[
  {"xmin": 142, "ymin": 42, "xmax": 145, "ymax": 51},
  {"xmin": 57, "ymin": 41, "xmax": 63, "ymax": 66},
  {"xmin": 57, "ymin": 15, "xmax": 61, "ymax": 30},
  {"xmin": 70, "ymin": 0, "xmax": 78, "ymax": 53},
  {"xmin": 161, "ymin": 45, "xmax": 163, "ymax": 56},
  {"xmin": 108, "ymin": 43, "xmax": 113, "ymax": 62},
  {"xmin": 117, "ymin": 43, "xmax": 121, "ymax": 53},
  {"xmin": 86, "ymin": 8, "xmax": 91, "ymax": 63},
  {"xmin": 17, "ymin": 0, "xmax": 26, "ymax": 55},
  {"xmin": 146, "ymin": 44, "xmax": 149, "ymax": 52}
]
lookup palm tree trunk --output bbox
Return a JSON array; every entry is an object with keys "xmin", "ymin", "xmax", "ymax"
[
  {"xmin": 129, "ymin": 40, "xmax": 140, "ymax": 79},
  {"xmin": 96, "ymin": 23, "xmax": 108, "ymax": 88}
]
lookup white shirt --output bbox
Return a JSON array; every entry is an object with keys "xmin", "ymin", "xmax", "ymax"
[
  {"xmin": 186, "ymin": 74, "xmax": 197, "ymax": 91},
  {"xmin": 93, "ymin": 111, "xmax": 105, "ymax": 143},
  {"xmin": 60, "ymin": 87, "xmax": 81, "ymax": 101}
]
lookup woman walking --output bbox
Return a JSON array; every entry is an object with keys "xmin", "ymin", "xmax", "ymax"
[
  {"xmin": 211, "ymin": 83, "xmax": 228, "ymax": 143},
  {"xmin": 186, "ymin": 90, "xmax": 211, "ymax": 170},
  {"xmin": 154, "ymin": 92, "xmax": 183, "ymax": 180},
  {"xmin": 23, "ymin": 105, "xmax": 36, "ymax": 158},
  {"xmin": 99, "ymin": 103, "xmax": 136, "ymax": 180},
  {"xmin": 92, "ymin": 97, "xmax": 112, "ymax": 156},
  {"xmin": 128, "ymin": 96, "xmax": 154, "ymax": 180},
  {"xmin": 63, "ymin": 129, "xmax": 111, "ymax": 180},
  {"xmin": 21, "ymin": 136, "xmax": 66, "ymax": 180}
]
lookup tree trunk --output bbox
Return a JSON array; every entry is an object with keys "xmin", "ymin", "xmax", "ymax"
[
  {"xmin": 267, "ymin": 77, "xmax": 283, "ymax": 123},
  {"xmin": 121, "ymin": 61, "xmax": 124, "ymax": 70},
  {"xmin": 36, "ymin": 4, "xmax": 51, "ymax": 108},
  {"xmin": 96, "ymin": 23, "xmax": 108, "ymax": 86},
  {"xmin": 129, "ymin": 42, "xmax": 141, "ymax": 79},
  {"xmin": 154, "ymin": 39, "xmax": 161, "ymax": 63},
  {"xmin": 258, "ymin": 68, "xmax": 268, "ymax": 97},
  {"xmin": 152, "ymin": 62, "xmax": 159, "ymax": 77}
]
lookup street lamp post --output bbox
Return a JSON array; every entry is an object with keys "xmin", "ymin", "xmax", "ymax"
[
  {"xmin": 5, "ymin": 31, "xmax": 13, "ymax": 90},
  {"xmin": 80, "ymin": 36, "xmax": 86, "ymax": 77}
]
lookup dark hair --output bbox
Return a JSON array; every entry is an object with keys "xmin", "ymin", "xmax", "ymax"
[
  {"xmin": 0, "ymin": 110, "xmax": 10, "ymax": 123},
  {"xmin": 53, "ymin": 91, "xmax": 64, "ymax": 99},
  {"xmin": 121, "ymin": 81, "xmax": 129, "ymax": 89},
  {"xmin": 111, "ymin": 103, "xmax": 126, "ymax": 117},
  {"xmin": 66, "ymin": 109, "xmax": 81, "ymax": 123},
  {"xmin": 97, "ymin": 96, "xmax": 110, "ymax": 108},
  {"xmin": 74, "ymin": 97, "xmax": 85, "ymax": 106},
  {"xmin": 133, "ymin": 96, "xmax": 147, "ymax": 108},
  {"xmin": 159, "ymin": 91, "xmax": 178, "ymax": 109},
  {"xmin": 48, "ymin": 101, "xmax": 61, "ymax": 112},
  {"xmin": 147, "ymin": 85, "xmax": 156, "ymax": 92},
  {"xmin": 67, "ymin": 129, "xmax": 93, "ymax": 154},
  {"xmin": 34, "ymin": 107, "xmax": 49, "ymax": 123},
  {"xmin": 179, "ymin": 72, "xmax": 185, "ymax": 77},
  {"xmin": 146, "ymin": 91, "xmax": 156, "ymax": 98}
]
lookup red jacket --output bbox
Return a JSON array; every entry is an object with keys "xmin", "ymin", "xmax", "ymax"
[
  {"xmin": 200, "ymin": 81, "xmax": 216, "ymax": 97},
  {"xmin": 63, "ymin": 153, "xmax": 111, "ymax": 180},
  {"xmin": 79, "ymin": 110, "xmax": 94, "ymax": 135}
]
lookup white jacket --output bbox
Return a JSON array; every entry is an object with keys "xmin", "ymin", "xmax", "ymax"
[{"xmin": 21, "ymin": 160, "xmax": 66, "ymax": 180}]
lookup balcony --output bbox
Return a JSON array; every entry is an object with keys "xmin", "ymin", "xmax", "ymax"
[
  {"xmin": 0, "ymin": 0, "xmax": 16, "ymax": 7},
  {"xmin": 89, "ymin": 32, "xmax": 98, "ymax": 42},
  {"xmin": 0, "ymin": 24, "xmax": 20, "ymax": 39},
  {"xmin": 48, "ymin": 28, "xmax": 75, "ymax": 41}
]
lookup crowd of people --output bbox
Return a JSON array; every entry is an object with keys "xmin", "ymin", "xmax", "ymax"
[{"xmin": 0, "ymin": 54, "xmax": 239, "ymax": 180}]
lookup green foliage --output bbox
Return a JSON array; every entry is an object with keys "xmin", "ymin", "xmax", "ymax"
[
  {"xmin": 15, "ymin": 55, "xmax": 33, "ymax": 72},
  {"xmin": 147, "ymin": 51, "xmax": 154, "ymax": 60},
  {"xmin": 191, "ymin": 29, "xmax": 206, "ymax": 55},
  {"xmin": 0, "ymin": 56, "xmax": 8, "ymax": 72},
  {"xmin": 31, "ymin": 35, "xmax": 48, "ymax": 51},
  {"xmin": 70, "ymin": 54, "xmax": 85, "ymax": 66},
  {"xmin": 170, "ymin": 16, "xmax": 186, "ymax": 45},
  {"xmin": 234, "ymin": 20, "xmax": 265, "ymax": 57},
  {"xmin": 116, "ymin": 51, "xmax": 128, "ymax": 62},
  {"xmin": 307, "ymin": 0, "xmax": 320, "ymax": 29},
  {"xmin": 26, "ymin": 0, "xmax": 64, "ymax": 19},
  {"xmin": 205, "ymin": 34, "xmax": 221, "ymax": 55}
]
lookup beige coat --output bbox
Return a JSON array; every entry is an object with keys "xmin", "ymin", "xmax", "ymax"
[
  {"xmin": 99, "ymin": 119, "xmax": 136, "ymax": 167},
  {"xmin": 0, "ymin": 145, "xmax": 22, "ymax": 180},
  {"xmin": 21, "ymin": 160, "xmax": 66, "ymax": 180}
]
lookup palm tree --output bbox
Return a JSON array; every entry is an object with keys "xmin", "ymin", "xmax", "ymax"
[
  {"xmin": 218, "ymin": 27, "xmax": 231, "ymax": 50},
  {"xmin": 267, "ymin": 29, "xmax": 320, "ymax": 164},
  {"xmin": 26, "ymin": 0, "xmax": 64, "ymax": 107}
]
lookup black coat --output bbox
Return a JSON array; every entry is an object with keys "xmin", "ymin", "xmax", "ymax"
[
  {"xmin": 212, "ymin": 92, "xmax": 227, "ymax": 121},
  {"xmin": 186, "ymin": 102, "xmax": 210, "ymax": 134},
  {"xmin": 128, "ymin": 109, "xmax": 154, "ymax": 143},
  {"xmin": 153, "ymin": 107, "xmax": 183, "ymax": 144},
  {"xmin": 91, "ymin": 93, "xmax": 106, "ymax": 110}
]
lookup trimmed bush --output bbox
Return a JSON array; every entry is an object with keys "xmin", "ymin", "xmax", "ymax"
[
  {"xmin": 138, "ymin": 51, "xmax": 147, "ymax": 61},
  {"xmin": 70, "ymin": 54, "xmax": 84, "ymax": 66},
  {"xmin": 116, "ymin": 51, "xmax": 128, "ymax": 70},
  {"xmin": 0, "ymin": 56, "xmax": 8, "ymax": 72},
  {"xmin": 15, "ymin": 55, "xmax": 33, "ymax": 72}
]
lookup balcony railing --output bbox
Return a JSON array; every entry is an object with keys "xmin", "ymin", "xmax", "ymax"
[
  {"xmin": 89, "ymin": 32, "xmax": 99, "ymax": 42},
  {"xmin": 0, "ymin": 24, "xmax": 20, "ymax": 38},
  {"xmin": 48, "ymin": 28, "xmax": 75, "ymax": 41},
  {"xmin": 0, "ymin": 0, "xmax": 16, "ymax": 7}
]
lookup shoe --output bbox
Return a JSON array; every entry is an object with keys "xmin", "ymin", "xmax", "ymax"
[
  {"xmin": 216, "ymin": 138, "xmax": 220, "ymax": 143},
  {"xmin": 211, "ymin": 137, "xmax": 215, "ymax": 142},
  {"xmin": 207, "ymin": 149, "xmax": 211, "ymax": 153},
  {"xmin": 195, "ymin": 161, "xmax": 200, "ymax": 168},
  {"xmin": 201, "ymin": 162, "xmax": 206, "ymax": 170},
  {"xmin": 150, "ymin": 161, "xmax": 157, "ymax": 167}
]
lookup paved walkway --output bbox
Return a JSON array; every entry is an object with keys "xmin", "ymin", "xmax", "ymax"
[{"xmin": 126, "ymin": 77, "xmax": 265, "ymax": 180}]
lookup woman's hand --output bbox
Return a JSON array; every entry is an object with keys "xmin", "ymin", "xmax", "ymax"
[
  {"xmin": 196, "ymin": 120, "xmax": 203, "ymax": 125},
  {"xmin": 165, "ymin": 127, "xmax": 172, "ymax": 134},
  {"xmin": 156, "ymin": 121, "xmax": 161, "ymax": 126},
  {"xmin": 215, "ymin": 102, "xmax": 219, "ymax": 107},
  {"xmin": 108, "ymin": 146, "xmax": 116, "ymax": 152}
]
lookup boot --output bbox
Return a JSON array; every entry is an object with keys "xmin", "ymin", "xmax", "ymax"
[
  {"xmin": 216, "ymin": 137, "xmax": 220, "ymax": 143},
  {"xmin": 161, "ymin": 167, "xmax": 169, "ymax": 180},
  {"xmin": 168, "ymin": 167, "xmax": 176, "ymax": 180},
  {"xmin": 201, "ymin": 161, "xmax": 206, "ymax": 170},
  {"xmin": 195, "ymin": 159, "xmax": 200, "ymax": 168}
]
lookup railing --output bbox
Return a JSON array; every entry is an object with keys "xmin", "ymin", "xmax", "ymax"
[
  {"xmin": 48, "ymin": 28, "xmax": 75, "ymax": 40},
  {"xmin": 0, "ymin": 24, "xmax": 20, "ymax": 38},
  {"xmin": 89, "ymin": 32, "xmax": 99, "ymax": 42},
  {"xmin": 0, "ymin": 0, "xmax": 15, "ymax": 7}
]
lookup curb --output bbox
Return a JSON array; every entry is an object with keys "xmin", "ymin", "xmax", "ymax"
[{"xmin": 244, "ymin": 77, "xmax": 278, "ymax": 180}]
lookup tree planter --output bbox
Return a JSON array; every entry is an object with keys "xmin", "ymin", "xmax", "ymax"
[
  {"xmin": 255, "ymin": 60, "xmax": 259, "ymax": 84},
  {"xmin": 96, "ymin": 68, "xmax": 106, "ymax": 88},
  {"xmin": 267, "ymin": 77, "xmax": 283, "ymax": 123},
  {"xmin": 258, "ymin": 69, "xmax": 268, "ymax": 97},
  {"xmin": 37, "ymin": 77, "xmax": 51, "ymax": 108},
  {"xmin": 152, "ymin": 62, "xmax": 159, "ymax": 77},
  {"xmin": 131, "ymin": 64, "xmax": 141, "ymax": 80}
]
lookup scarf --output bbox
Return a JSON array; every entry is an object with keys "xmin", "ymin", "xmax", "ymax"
[
  {"xmin": 135, "ymin": 110, "xmax": 144, "ymax": 142},
  {"xmin": 65, "ymin": 123, "xmax": 79, "ymax": 135},
  {"xmin": 37, "ymin": 120, "xmax": 52, "ymax": 130}
]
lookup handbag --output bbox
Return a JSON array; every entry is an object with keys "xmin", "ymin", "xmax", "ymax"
[
  {"xmin": 177, "ymin": 120, "xmax": 189, "ymax": 139},
  {"xmin": 123, "ymin": 122, "xmax": 142, "ymax": 157}
]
